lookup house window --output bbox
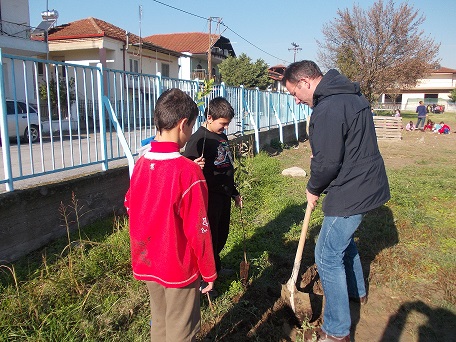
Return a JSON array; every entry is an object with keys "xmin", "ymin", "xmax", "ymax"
[
  {"xmin": 37, "ymin": 62, "xmax": 44, "ymax": 76},
  {"xmin": 384, "ymin": 94, "xmax": 402, "ymax": 103},
  {"xmin": 59, "ymin": 62, "xmax": 66, "ymax": 78},
  {"xmin": 130, "ymin": 59, "xmax": 139, "ymax": 73},
  {"xmin": 161, "ymin": 63, "xmax": 170, "ymax": 77}
]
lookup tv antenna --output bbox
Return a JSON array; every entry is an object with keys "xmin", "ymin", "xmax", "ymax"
[{"xmin": 288, "ymin": 42, "xmax": 302, "ymax": 62}]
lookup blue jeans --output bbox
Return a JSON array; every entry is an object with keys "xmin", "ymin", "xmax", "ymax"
[
  {"xmin": 315, "ymin": 214, "xmax": 366, "ymax": 337},
  {"xmin": 416, "ymin": 117, "xmax": 426, "ymax": 128}
]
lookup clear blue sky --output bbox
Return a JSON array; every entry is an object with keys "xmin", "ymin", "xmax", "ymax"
[{"xmin": 29, "ymin": 0, "xmax": 456, "ymax": 69}]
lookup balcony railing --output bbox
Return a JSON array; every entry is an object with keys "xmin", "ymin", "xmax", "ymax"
[{"xmin": 191, "ymin": 69, "xmax": 206, "ymax": 80}]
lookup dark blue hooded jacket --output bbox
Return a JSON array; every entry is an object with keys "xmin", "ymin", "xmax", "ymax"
[{"xmin": 307, "ymin": 69, "xmax": 390, "ymax": 216}]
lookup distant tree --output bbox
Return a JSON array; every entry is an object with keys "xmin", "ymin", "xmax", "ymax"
[
  {"xmin": 318, "ymin": 0, "xmax": 440, "ymax": 103},
  {"xmin": 39, "ymin": 77, "xmax": 75, "ymax": 109},
  {"xmin": 218, "ymin": 53, "xmax": 272, "ymax": 90},
  {"xmin": 39, "ymin": 77, "xmax": 76, "ymax": 120},
  {"xmin": 449, "ymin": 88, "xmax": 456, "ymax": 102}
]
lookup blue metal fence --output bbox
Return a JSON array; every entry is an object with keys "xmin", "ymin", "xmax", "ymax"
[{"xmin": 1, "ymin": 50, "xmax": 311, "ymax": 192}]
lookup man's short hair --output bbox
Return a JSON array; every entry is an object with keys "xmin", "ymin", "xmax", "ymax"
[
  {"xmin": 205, "ymin": 97, "xmax": 235, "ymax": 120},
  {"xmin": 282, "ymin": 60, "xmax": 323, "ymax": 86},
  {"xmin": 154, "ymin": 88, "xmax": 198, "ymax": 132}
]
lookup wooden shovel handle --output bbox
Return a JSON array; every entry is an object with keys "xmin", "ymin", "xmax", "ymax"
[{"xmin": 290, "ymin": 203, "xmax": 312, "ymax": 285}]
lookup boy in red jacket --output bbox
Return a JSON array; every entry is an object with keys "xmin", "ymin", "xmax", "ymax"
[{"xmin": 125, "ymin": 88, "xmax": 217, "ymax": 341}]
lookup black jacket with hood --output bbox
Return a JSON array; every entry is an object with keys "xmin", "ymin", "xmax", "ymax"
[{"xmin": 307, "ymin": 69, "xmax": 390, "ymax": 216}]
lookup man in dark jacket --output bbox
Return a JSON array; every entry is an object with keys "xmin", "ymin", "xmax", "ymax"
[{"xmin": 282, "ymin": 61, "xmax": 390, "ymax": 342}]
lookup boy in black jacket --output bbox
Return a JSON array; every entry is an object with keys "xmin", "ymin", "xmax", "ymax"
[{"xmin": 183, "ymin": 97, "xmax": 242, "ymax": 294}]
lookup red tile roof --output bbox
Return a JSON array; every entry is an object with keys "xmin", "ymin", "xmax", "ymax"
[
  {"xmin": 268, "ymin": 65, "xmax": 287, "ymax": 81},
  {"xmin": 433, "ymin": 67, "xmax": 456, "ymax": 74},
  {"xmin": 47, "ymin": 17, "xmax": 140, "ymax": 44},
  {"xmin": 144, "ymin": 32, "xmax": 220, "ymax": 54}
]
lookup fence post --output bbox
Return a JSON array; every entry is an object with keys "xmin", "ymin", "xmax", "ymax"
[
  {"xmin": 96, "ymin": 63, "xmax": 108, "ymax": 171},
  {"xmin": 255, "ymin": 87, "xmax": 260, "ymax": 132},
  {"xmin": 287, "ymin": 102, "xmax": 299, "ymax": 141},
  {"xmin": 156, "ymin": 72, "xmax": 162, "ymax": 97},
  {"xmin": 103, "ymin": 96, "xmax": 135, "ymax": 176},
  {"xmin": 270, "ymin": 96, "xmax": 283, "ymax": 143},
  {"xmin": 240, "ymin": 85, "xmax": 245, "ymax": 136},
  {"xmin": 267, "ymin": 90, "xmax": 271, "ymax": 130},
  {"xmin": 0, "ymin": 49, "xmax": 14, "ymax": 191}
]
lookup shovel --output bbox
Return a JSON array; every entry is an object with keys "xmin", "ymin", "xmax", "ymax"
[
  {"xmin": 239, "ymin": 206, "xmax": 250, "ymax": 287},
  {"xmin": 281, "ymin": 203, "xmax": 313, "ymax": 320}
]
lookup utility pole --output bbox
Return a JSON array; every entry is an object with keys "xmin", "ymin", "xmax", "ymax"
[
  {"xmin": 288, "ymin": 42, "xmax": 302, "ymax": 63},
  {"xmin": 139, "ymin": 5, "xmax": 143, "ymax": 74},
  {"xmin": 207, "ymin": 17, "xmax": 222, "ymax": 80},
  {"xmin": 208, "ymin": 17, "xmax": 212, "ymax": 80}
]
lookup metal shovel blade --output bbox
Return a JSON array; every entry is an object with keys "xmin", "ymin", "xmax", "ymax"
[
  {"xmin": 281, "ymin": 281, "xmax": 312, "ymax": 321},
  {"xmin": 240, "ymin": 252, "xmax": 250, "ymax": 287},
  {"xmin": 280, "ymin": 203, "xmax": 313, "ymax": 321}
]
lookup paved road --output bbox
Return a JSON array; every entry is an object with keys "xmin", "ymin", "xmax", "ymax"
[{"xmin": 0, "ymin": 130, "xmax": 139, "ymax": 193}]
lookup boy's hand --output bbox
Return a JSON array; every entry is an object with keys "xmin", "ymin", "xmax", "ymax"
[
  {"xmin": 201, "ymin": 281, "xmax": 214, "ymax": 294},
  {"xmin": 194, "ymin": 156, "xmax": 205, "ymax": 169},
  {"xmin": 234, "ymin": 195, "xmax": 242, "ymax": 208}
]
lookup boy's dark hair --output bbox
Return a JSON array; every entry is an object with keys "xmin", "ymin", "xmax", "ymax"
[
  {"xmin": 155, "ymin": 88, "xmax": 198, "ymax": 133},
  {"xmin": 281, "ymin": 60, "xmax": 323, "ymax": 86},
  {"xmin": 204, "ymin": 97, "xmax": 235, "ymax": 120}
]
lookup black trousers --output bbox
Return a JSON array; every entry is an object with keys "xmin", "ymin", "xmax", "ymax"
[{"xmin": 207, "ymin": 192, "xmax": 232, "ymax": 273}]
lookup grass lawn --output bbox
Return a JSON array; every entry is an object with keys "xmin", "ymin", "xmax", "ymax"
[{"xmin": 1, "ymin": 111, "xmax": 455, "ymax": 341}]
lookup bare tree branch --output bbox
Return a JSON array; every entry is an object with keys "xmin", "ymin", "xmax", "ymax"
[{"xmin": 317, "ymin": 0, "xmax": 440, "ymax": 103}]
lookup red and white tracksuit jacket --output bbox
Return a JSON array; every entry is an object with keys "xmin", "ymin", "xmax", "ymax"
[{"xmin": 125, "ymin": 141, "xmax": 217, "ymax": 287}]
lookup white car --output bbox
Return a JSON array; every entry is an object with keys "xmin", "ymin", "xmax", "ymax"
[{"xmin": 1, "ymin": 100, "xmax": 40, "ymax": 143}]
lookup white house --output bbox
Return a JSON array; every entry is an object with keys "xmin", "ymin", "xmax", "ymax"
[
  {"xmin": 44, "ymin": 17, "xmax": 182, "ymax": 77},
  {"xmin": 143, "ymin": 32, "xmax": 236, "ymax": 82},
  {"xmin": 382, "ymin": 67, "xmax": 456, "ymax": 111}
]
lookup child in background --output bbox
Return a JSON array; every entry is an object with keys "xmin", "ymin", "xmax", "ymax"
[
  {"xmin": 405, "ymin": 121, "xmax": 416, "ymax": 131},
  {"xmin": 423, "ymin": 119, "xmax": 434, "ymax": 131},
  {"xmin": 183, "ymin": 97, "xmax": 242, "ymax": 296},
  {"xmin": 438, "ymin": 121, "xmax": 451, "ymax": 134},
  {"xmin": 432, "ymin": 122, "xmax": 442, "ymax": 133},
  {"xmin": 394, "ymin": 109, "xmax": 401, "ymax": 117},
  {"xmin": 125, "ymin": 88, "xmax": 217, "ymax": 341}
]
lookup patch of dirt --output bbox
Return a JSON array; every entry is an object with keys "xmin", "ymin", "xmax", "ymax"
[
  {"xmin": 199, "ymin": 117, "xmax": 456, "ymax": 341},
  {"xmin": 199, "ymin": 265, "xmax": 455, "ymax": 341},
  {"xmin": 378, "ymin": 127, "xmax": 456, "ymax": 169}
]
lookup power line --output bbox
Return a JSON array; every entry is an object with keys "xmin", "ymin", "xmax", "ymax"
[
  {"xmin": 151, "ymin": 0, "xmax": 207, "ymax": 20},
  {"xmin": 222, "ymin": 24, "xmax": 290, "ymax": 64},
  {"xmin": 151, "ymin": 0, "xmax": 291, "ymax": 65}
]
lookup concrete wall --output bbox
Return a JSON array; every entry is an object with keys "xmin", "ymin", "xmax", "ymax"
[
  {"xmin": 0, "ymin": 167, "xmax": 130, "ymax": 262},
  {"xmin": 1, "ymin": 0, "xmax": 30, "ymax": 27},
  {"xmin": 256, "ymin": 121, "xmax": 308, "ymax": 149},
  {"xmin": 0, "ymin": 121, "xmax": 307, "ymax": 262}
]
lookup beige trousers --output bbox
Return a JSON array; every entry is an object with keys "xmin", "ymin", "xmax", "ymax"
[{"xmin": 145, "ymin": 279, "xmax": 201, "ymax": 342}]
